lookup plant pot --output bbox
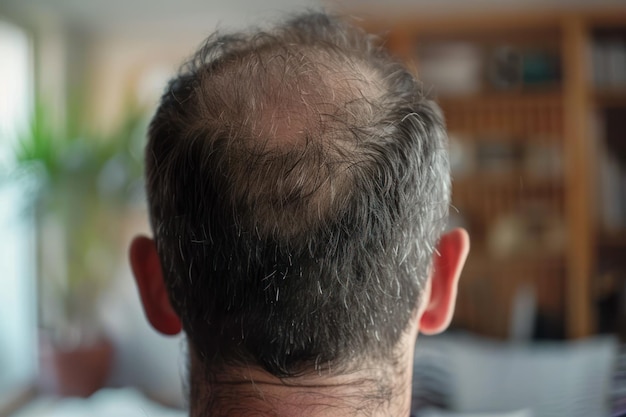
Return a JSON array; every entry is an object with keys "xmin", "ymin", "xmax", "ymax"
[{"xmin": 38, "ymin": 333, "xmax": 114, "ymax": 397}]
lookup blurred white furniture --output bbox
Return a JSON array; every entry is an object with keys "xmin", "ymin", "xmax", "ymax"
[
  {"xmin": 9, "ymin": 389, "xmax": 186, "ymax": 417},
  {"xmin": 412, "ymin": 334, "xmax": 618, "ymax": 417}
]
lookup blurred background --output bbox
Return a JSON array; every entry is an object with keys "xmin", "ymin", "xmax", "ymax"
[{"xmin": 0, "ymin": 1, "xmax": 625, "ymax": 416}]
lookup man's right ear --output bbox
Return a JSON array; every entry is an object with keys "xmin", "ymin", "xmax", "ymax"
[{"xmin": 129, "ymin": 236, "xmax": 182, "ymax": 336}]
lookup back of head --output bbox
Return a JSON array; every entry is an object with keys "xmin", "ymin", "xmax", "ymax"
[{"xmin": 146, "ymin": 12, "xmax": 449, "ymax": 378}]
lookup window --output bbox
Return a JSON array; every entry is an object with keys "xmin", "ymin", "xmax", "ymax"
[{"xmin": 0, "ymin": 19, "xmax": 37, "ymax": 396}]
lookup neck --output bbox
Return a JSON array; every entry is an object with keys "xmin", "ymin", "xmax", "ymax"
[
  {"xmin": 190, "ymin": 362, "xmax": 413, "ymax": 417},
  {"xmin": 189, "ymin": 314, "xmax": 418, "ymax": 417},
  {"xmin": 187, "ymin": 319, "xmax": 421, "ymax": 417}
]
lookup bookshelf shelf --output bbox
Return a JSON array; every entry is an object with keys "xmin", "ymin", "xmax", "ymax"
[
  {"xmin": 598, "ymin": 232, "xmax": 626, "ymax": 248},
  {"xmin": 453, "ymin": 174, "xmax": 564, "ymax": 188},
  {"xmin": 592, "ymin": 90, "xmax": 626, "ymax": 107}
]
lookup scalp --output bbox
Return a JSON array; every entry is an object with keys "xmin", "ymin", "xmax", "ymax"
[{"xmin": 190, "ymin": 41, "xmax": 390, "ymax": 241}]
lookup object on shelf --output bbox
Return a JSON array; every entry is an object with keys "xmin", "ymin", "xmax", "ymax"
[
  {"xmin": 416, "ymin": 42, "xmax": 483, "ymax": 96},
  {"xmin": 487, "ymin": 45, "xmax": 562, "ymax": 90},
  {"xmin": 592, "ymin": 35, "xmax": 626, "ymax": 89},
  {"xmin": 596, "ymin": 107, "xmax": 626, "ymax": 231},
  {"xmin": 449, "ymin": 134, "xmax": 475, "ymax": 177},
  {"xmin": 594, "ymin": 270, "xmax": 625, "ymax": 336},
  {"xmin": 523, "ymin": 141, "xmax": 563, "ymax": 178},
  {"xmin": 475, "ymin": 138, "xmax": 523, "ymax": 173},
  {"xmin": 488, "ymin": 46, "xmax": 523, "ymax": 90},
  {"xmin": 487, "ymin": 203, "xmax": 566, "ymax": 258},
  {"xmin": 522, "ymin": 49, "xmax": 562, "ymax": 87},
  {"xmin": 598, "ymin": 146, "xmax": 626, "ymax": 231},
  {"xmin": 509, "ymin": 283, "xmax": 538, "ymax": 343}
]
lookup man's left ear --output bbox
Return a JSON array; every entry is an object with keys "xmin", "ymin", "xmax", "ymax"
[
  {"xmin": 419, "ymin": 228, "xmax": 470, "ymax": 335},
  {"xmin": 129, "ymin": 236, "xmax": 182, "ymax": 336}
]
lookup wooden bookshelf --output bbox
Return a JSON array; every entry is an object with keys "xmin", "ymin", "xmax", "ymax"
[
  {"xmin": 360, "ymin": 7, "xmax": 626, "ymax": 339},
  {"xmin": 593, "ymin": 90, "xmax": 626, "ymax": 108}
]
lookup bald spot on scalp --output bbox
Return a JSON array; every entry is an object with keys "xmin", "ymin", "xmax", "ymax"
[{"xmin": 194, "ymin": 45, "xmax": 388, "ymax": 241}]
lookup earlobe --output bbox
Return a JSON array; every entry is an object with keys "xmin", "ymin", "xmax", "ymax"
[
  {"xmin": 419, "ymin": 228, "xmax": 470, "ymax": 335},
  {"xmin": 129, "ymin": 235, "xmax": 182, "ymax": 336}
]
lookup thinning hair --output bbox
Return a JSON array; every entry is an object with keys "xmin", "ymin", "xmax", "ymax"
[{"xmin": 146, "ymin": 12, "xmax": 450, "ymax": 378}]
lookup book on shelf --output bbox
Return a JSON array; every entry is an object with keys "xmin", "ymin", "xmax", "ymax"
[{"xmin": 592, "ymin": 36, "xmax": 626, "ymax": 89}]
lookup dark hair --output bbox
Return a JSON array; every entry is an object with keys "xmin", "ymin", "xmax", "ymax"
[{"xmin": 146, "ymin": 12, "xmax": 449, "ymax": 377}]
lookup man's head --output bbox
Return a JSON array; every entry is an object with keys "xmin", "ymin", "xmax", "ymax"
[{"xmin": 130, "ymin": 11, "xmax": 468, "ymax": 415}]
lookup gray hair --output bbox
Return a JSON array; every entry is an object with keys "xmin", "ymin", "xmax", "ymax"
[{"xmin": 146, "ymin": 11, "xmax": 450, "ymax": 378}]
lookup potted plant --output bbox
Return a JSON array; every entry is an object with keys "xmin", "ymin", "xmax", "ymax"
[{"xmin": 9, "ymin": 99, "xmax": 146, "ymax": 397}]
